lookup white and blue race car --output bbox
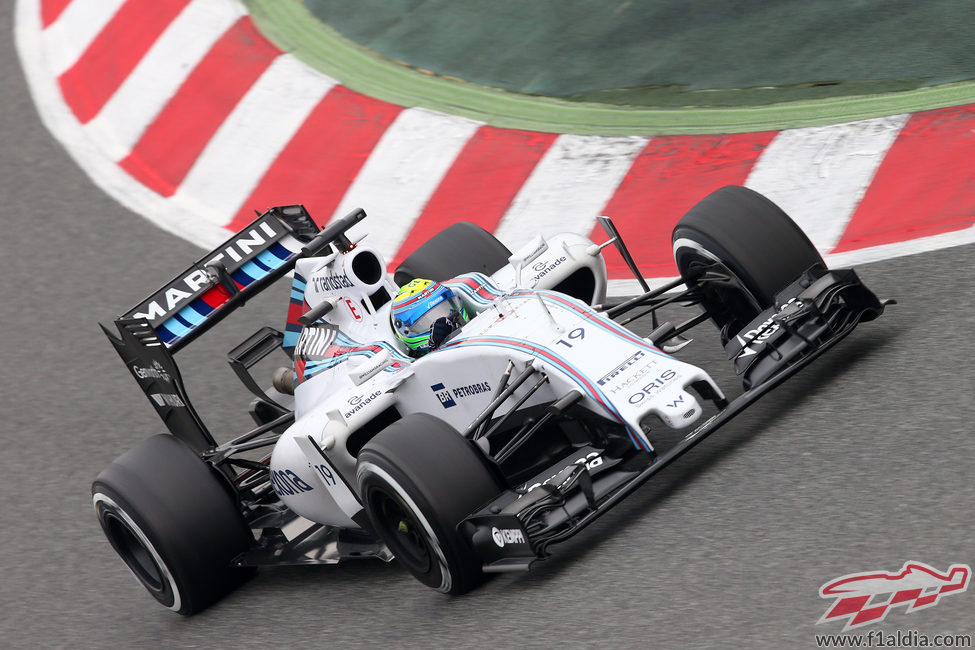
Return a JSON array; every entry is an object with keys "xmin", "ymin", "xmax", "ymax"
[{"xmin": 93, "ymin": 186, "xmax": 891, "ymax": 614}]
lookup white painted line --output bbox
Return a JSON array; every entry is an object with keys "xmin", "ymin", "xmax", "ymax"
[
  {"xmin": 331, "ymin": 107, "xmax": 481, "ymax": 258},
  {"xmin": 84, "ymin": 0, "xmax": 245, "ymax": 161},
  {"xmin": 17, "ymin": 0, "xmax": 975, "ymax": 300},
  {"xmin": 16, "ymin": 0, "xmax": 232, "ymax": 251},
  {"xmin": 173, "ymin": 56, "xmax": 336, "ymax": 226},
  {"xmin": 41, "ymin": 0, "xmax": 125, "ymax": 76},
  {"xmin": 746, "ymin": 114, "xmax": 909, "ymax": 254},
  {"xmin": 825, "ymin": 222, "xmax": 975, "ymax": 270},
  {"xmin": 494, "ymin": 134, "xmax": 648, "ymax": 250}
]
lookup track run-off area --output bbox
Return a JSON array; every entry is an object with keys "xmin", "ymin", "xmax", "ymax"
[
  {"xmin": 4, "ymin": 0, "xmax": 975, "ymax": 647},
  {"xmin": 15, "ymin": 0, "xmax": 975, "ymax": 295}
]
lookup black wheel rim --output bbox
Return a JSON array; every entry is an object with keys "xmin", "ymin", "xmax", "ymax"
[
  {"xmin": 679, "ymin": 252, "xmax": 761, "ymax": 341},
  {"xmin": 369, "ymin": 488, "xmax": 433, "ymax": 575},
  {"xmin": 102, "ymin": 510, "xmax": 165, "ymax": 593}
]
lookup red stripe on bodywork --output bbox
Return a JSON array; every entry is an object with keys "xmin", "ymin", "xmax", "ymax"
[
  {"xmin": 230, "ymin": 85, "xmax": 402, "ymax": 231},
  {"xmin": 57, "ymin": 0, "xmax": 192, "ymax": 123},
  {"xmin": 589, "ymin": 132, "xmax": 775, "ymax": 279},
  {"xmin": 832, "ymin": 104, "xmax": 975, "ymax": 253},
  {"xmin": 392, "ymin": 126, "xmax": 556, "ymax": 267},
  {"xmin": 199, "ymin": 284, "xmax": 232, "ymax": 310},
  {"xmin": 40, "ymin": 0, "xmax": 73, "ymax": 27},
  {"xmin": 118, "ymin": 17, "xmax": 280, "ymax": 197}
]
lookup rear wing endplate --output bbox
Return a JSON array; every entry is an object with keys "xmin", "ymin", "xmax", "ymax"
[{"xmin": 101, "ymin": 206, "xmax": 365, "ymax": 450}]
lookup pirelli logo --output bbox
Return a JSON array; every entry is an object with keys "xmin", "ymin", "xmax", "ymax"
[{"xmin": 597, "ymin": 350, "xmax": 646, "ymax": 386}]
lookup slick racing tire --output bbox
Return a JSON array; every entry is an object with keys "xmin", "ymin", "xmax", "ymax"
[
  {"xmin": 357, "ymin": 414, "xmax": 503, "ymax": 594},
  {"xmin": 92, "ymin": 434, "xmax": 254, "ymax": 615},
  {"xmin": 394, "ymin": 222, "xmax": 511, "ymax": 286},
  {"xmin": 672, "ymin": 185, "xmax": 825, "ymax": 340}
]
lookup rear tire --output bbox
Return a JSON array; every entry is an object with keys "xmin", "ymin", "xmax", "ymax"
[
  {"xmin": 356, "ymin": 414, "xmax": 503, "ymax": 594},
  {"xmin": 672, "ymin": 185, "xmax": 824, "ymax": 339},
  {"xmin": 92, "ymin": 434, "xmax": 253, "ymax": 615},
  {"xmin": 394, "ymin": 222, "xmax": 511, "ymax": 286}
]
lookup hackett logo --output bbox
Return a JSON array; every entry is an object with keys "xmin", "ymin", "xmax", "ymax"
[{"xmin": 817, "ymin": 561, "xmax": 970, "ymax": 630}]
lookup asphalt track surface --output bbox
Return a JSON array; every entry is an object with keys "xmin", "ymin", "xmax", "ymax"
[{"xmin": 3, "ymin": 6, "xmax": 974, "ymax": 649}]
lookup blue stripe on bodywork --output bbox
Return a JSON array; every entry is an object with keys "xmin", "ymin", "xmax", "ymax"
[
  {"xmin": 442, "ymin": 335, "xmax": 649, "ymax": 451},
  {"xmin": 176, "ymin": 304, "xmax": 206, "ymax": 327},
  {"xmin": 241, "ymin": 260, "xmax": 269, "ymax": 282}
]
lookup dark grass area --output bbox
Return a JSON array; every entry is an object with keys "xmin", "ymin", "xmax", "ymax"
[{"xmin": 305, "ymin": 0, "xmax": 975, "ymax": 106}]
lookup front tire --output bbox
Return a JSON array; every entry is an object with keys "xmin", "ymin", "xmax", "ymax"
[
  {"xmin": 672, "ymin": 185, "xmax": 825, "ymax": 340},
  {"xmin": 92, "ymin": 434, "xmax": 253, "ymax": 615},
  {"xmin": 394, "ymin": 222, "xmax": 511, "ymax": 286},
  {"xmin": 356, "ymin": 414, "xmax": 503, "ymax": 594}
]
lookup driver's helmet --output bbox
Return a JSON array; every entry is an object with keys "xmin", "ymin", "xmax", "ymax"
[{"xmin": 390, "ymin": 279, "xmax": 468, "ymax": 354}]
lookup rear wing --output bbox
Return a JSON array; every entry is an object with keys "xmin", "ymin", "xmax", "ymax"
[{"xmin": 101, "ymin": 206, "xmax": 365, "ymax": 451}]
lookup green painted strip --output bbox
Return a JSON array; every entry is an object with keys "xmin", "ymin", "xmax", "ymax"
[{"xmin": 245, "ymin": 0, "xmax": 975, "ymax": 135}]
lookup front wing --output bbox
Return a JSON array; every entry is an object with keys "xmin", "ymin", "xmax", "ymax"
[{"xmin": 460, "ymin": 265, "xmax": 892, "ymax": 571}]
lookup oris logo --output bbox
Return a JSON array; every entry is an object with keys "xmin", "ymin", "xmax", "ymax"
[{"xmin": 491, "ymin": 527, "xmax": 526, "ymax": 547}]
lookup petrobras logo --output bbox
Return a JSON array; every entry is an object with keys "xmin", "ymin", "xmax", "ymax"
[
  {"xmin": 491, "ymin": 526, "xmax": 526, "ymax": 548},
  {"xmin": 430, "ymin": 381, "xmax": 492, "ymax": 409},
  {"xmin": 818, "ymin": 561, "xmax": 971, "ymax": 630},
  {"xmin": 430, "ymin": 383, "xmax": 456, "ymax": 408}
]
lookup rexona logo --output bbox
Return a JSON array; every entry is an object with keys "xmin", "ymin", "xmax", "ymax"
[
  {"xmin": 491, "ymin": 526, "xmax": 526, "ymax": 547},
  {"xmin": 430, "ymin": 381, "xmax": 492, "ymax": 409},
  {"xmin": 818, "ymin": 561, "xmax": 971, "ymax": 630}
]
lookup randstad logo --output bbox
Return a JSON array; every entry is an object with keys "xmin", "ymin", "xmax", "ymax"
[{"xmin": 818, "ymin": 561, "xmax": 970, "ymax": 630}]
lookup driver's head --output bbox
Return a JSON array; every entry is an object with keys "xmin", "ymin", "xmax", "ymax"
[{"xmin": 390, "ymin": 279, "xmax": 468, "ymax": 355}]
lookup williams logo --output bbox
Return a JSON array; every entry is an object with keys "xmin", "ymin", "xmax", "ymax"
[
  {"xmin": 818, "ymin": 561, "xmax": 970, "ymax": 630},
  {"xmin": 431, "ymin": 383, "xmax": 456, "ymax": 408}
]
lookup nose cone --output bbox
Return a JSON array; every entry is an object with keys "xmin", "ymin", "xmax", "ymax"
[{"xmin": 652, "ymin": 388, "xmax": 702, "ymax": 429}]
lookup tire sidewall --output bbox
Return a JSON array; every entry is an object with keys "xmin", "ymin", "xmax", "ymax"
[
  {"xmin": 357, "ymin": 457, "xmax": 457, "ymax": 592},
  {"xmin": 355, "ymin": 414, "xmax": 502, "ymax": 594},
  {"xmin": 672, "ymin": 185, "xmax": 825, "ymax": 335},
  {"xmin": 91, "ymin": 434, "xmax": 253, "ymax": 615},
  {"xmin": 92, "ymin": 487, "xmax": 184, "ymax": 612}
]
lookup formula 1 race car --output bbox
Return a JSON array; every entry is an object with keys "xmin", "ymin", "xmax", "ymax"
[{"xmin": 93, "ymin": 186, "xmax": 892, "ymax": 614}]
